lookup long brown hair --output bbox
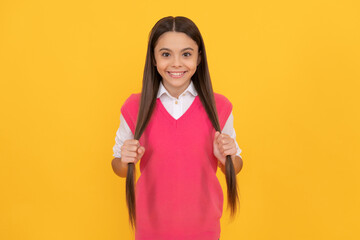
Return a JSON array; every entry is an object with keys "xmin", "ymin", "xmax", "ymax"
[{"xmin": 126, "ymin": 16, "xmax": 240, "ymax": 231}]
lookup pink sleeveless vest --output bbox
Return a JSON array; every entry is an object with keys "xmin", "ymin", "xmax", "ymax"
[{"xmin": 121, "ymin": 92, "xmax": 233, "ymax": 240}]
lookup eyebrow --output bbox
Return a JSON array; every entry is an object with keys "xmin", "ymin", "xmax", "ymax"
[{"xmin": 158, "ymin": 47, "xmax": 194, "ymax": 52}]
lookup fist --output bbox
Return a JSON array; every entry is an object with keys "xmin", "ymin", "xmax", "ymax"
[
  {"xmin": 213, "ymin": 131, "xmax": 236, "ymax": 167},
  {"xmin": 120, "ymin": 139, "xmax": 145, "ymax": 165}
]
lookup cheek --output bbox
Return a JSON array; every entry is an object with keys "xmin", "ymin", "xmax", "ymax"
[
  {"xmin": 156, "ymin": 62, "xmax": 168, "ymax": 72},
  {"xmin": 185, "ymin": 59, "xmax": 198, "ymax": 70}
]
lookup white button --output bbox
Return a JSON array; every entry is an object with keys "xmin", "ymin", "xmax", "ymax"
[{"xmin": 175, "ymin": 101, "xmax": 178, "ymax": 104}]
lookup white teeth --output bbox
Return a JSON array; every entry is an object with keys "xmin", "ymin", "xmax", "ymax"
[{"xmin": 169, "ymin": 72, "xmax": 185, "ymax": 76}]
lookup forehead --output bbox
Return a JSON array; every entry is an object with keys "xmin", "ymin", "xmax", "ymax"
[{"xmin": 155, "ymin": 31, "xmax": 198, "ymax": 50}]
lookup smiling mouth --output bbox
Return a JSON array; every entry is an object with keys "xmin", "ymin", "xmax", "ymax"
[{"xmin": 167, "ymin": 71, "xmax": 187, "ymax": 78}]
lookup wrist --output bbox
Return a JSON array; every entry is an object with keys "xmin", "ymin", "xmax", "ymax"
[{"xmin": 219, "ymin": 155, "xmax": 235, "ymax": 163}]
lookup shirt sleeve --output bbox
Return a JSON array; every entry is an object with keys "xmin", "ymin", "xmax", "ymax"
[
  {"xmin": 221, "ymin": 111, "xmax": 242, "ymax": 158},
  {"xmin": 112, "ymin": 113, "xmax": 135, "ymax": 158}
]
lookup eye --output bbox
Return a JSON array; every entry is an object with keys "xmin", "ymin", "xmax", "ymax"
[
  {"xmin": 183, "ymin": 52, "xmax": 192, "ymax": 57},
  {"xmin": 161, "ymin": 52, "xmax": 170, "ymax": 57}
]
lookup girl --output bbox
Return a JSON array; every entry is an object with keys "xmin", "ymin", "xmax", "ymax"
[{"xmin": 112, "ymin": 16, "xmax": 243, "ymax": 240}]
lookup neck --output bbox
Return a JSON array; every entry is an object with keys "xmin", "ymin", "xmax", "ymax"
[{"xmin": 162, "ymin": 80, "xmax": 191, "ymax": 99}]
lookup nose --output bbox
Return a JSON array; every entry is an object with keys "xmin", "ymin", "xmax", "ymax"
[{"xmin": 171, "ymin": 55, "xmax": 182, "ymax": 67}]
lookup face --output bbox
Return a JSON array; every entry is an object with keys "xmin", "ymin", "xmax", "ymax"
[{"xmin": 153, "ymin": 31, "xmax": 201, "ymax": 98}]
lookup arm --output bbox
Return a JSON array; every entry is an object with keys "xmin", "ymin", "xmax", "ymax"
[
  {"xmin": 219, "ymin": 156, "xmax": 243, "ymax": 175},
  {"xmin": 112, "ymin": 140, "xmax": 145, "ymax": 178},
  {"xmin": 111, "ymin": 157, "xmax": 128, "ymax": 178},
  {"xmin": 112, "ymin": 113, "xmax": 134, "ymax": 178},
  {"xmin": 218, "ymin": 111, "xmax": 243, "ymax": 175}
]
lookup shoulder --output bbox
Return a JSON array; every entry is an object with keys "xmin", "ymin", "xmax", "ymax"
[
  {"xmin": 123, "ymin": 93, "xmax": 141, "ymax": 106},
  {"xmin": 121, "ymin": 93, "xmax": 141, "ymax": 111},
  {"xmin": 120, "ymin": 93, "xmax": 141, "ymax": 134},
  {"xmin": 213, "ymin": 92, "xmax": 233, "ymax": 108},
  {"xmin": 213, "ymin": 92, "xmax": 233, "ymax": 130}
]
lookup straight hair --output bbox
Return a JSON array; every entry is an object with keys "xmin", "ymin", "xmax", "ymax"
[{"xmin": 126, "ymin": 16, "xmax": 240, "ymax": 231}]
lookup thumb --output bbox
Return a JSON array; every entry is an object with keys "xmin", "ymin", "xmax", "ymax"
[
  {"xmin": 137, "ymin": 146, "xmax": 146, "ymax": 159},
  {"xmin": 214, "ymin": 131, "xmax": 220, "ymax": 143}
]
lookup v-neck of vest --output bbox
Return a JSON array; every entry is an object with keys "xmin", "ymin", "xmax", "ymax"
[{"xmin": 157, "ymin": 95, "xmax": 200, "ymax": 122}]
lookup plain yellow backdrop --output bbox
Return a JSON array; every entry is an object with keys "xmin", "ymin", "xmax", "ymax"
[{"xmin": 1, "ymin": 0, "xmax": 359, "ymax": 239}]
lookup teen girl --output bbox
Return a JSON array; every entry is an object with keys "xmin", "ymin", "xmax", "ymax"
[{"xmin": 112, "ymin": 16, "xmax": 243, "ymax": 240}]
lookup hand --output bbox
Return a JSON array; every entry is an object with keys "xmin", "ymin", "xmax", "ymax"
[
  {"xmin": 213, "ymin": 131, "xmax": 236, "ymax": 167},
  {"xmin": 120, "ymin": 139, "xmax": 145, "ymax": 165}
]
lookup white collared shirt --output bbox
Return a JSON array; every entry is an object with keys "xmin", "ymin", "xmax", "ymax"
[{"xmin": 113, "ymin": 80, "xmax": 242, "ymax": 159}]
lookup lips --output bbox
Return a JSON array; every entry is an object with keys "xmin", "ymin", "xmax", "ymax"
[{"xmin": 167, "ymin": 71, "xmax": 187, "ymax": 78}]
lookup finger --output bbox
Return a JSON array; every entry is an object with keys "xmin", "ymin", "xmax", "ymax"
[
  {"xmin": 137, "ymin": 146, "xmax": 145, "ymax": 159},
  {"xmin": 223, "ymin": 148, "xmax": 237, "ymax": 156},
  {"xmin": 126, "ymin": 139, "xmax": 140, "ymax": 147},
  {"xmin": 218, "ymin": 136, "xmax": 233, "ymax": 145},
  {"xmin": 221, "ymin": 142, "xmax": 236, "ymax": 151},
  {"xmin": 220, "ymin": 133, "xmax": 230, "ymax": 138},
  {"xmin": 137, "ymin": 146, "xmax": 145, "ymax": 154},
  {"xmin": 214, "ymin": 131, "xmax": 220, "ymax": 141},
  {"xmin": 126, "ymin": 145, "xmax": 138, "ymax": 152},
  {"xmin": 122, "ymin": 145, "xmax": 138, "ymax": 152},
  {"xmin": 122, "ymin": 156, "xmax": 137, "ymax": 163},
  {"xmin": 217, "ymin": 133, "xmax": 229, "ymax": 145},
  {"xmin": 123, "ymin": 150, "xmax": 137, "ymax": 158}
]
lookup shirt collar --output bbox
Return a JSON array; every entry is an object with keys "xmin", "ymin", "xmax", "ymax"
[{"xmin": 157, "ymin": 80, "xmax": 198, "ymax": 99}]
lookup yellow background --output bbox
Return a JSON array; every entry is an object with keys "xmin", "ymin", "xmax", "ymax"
[{"xmin": 1, "ymin": 0, "xmax": 359, "ymax": 239}]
